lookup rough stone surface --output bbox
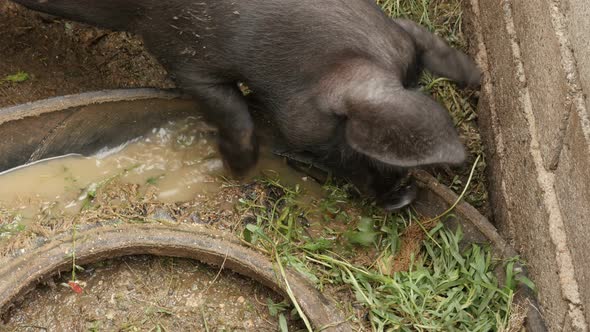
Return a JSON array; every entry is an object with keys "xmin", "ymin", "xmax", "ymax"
[
  {"xmin": 562, "ymin": 0, "xmax": 590, "ymax": 114},
  {"xmin": 474, "ymin": 4, "xmax": 568, "ymax": 328},
  {"xmin": 510, "ymin": 0, "xmax": 570, "ymax": 170},
  {"xmin": 555, "ymin": 110, "xmax": 590, "ymax": 326},
  {"xmin": 468, "ymin": 0, "xmax": 590, "ymax": 330}
]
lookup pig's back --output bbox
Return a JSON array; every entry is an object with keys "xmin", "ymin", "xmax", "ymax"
[{"xmin": 131, "ymin": 0, "xmax": 415, "ymax": 94}]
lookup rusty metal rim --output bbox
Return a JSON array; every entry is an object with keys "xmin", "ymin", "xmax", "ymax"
[{"xmin": 0, "ymin": 223, "xmax": 352, "ymax": 332}]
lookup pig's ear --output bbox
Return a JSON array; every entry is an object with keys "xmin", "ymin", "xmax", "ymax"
[
  {"xmin": 395, "ymin": 18, "xmax": 481, "ymax": 88},
  {"xmin": 343, "ymin": 87, "xmax": 466, "ymax": 167}
]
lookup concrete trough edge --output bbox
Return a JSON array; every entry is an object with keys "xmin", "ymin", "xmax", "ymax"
[
  {"xmin": 0, "ymin": 88, "xmax": 185, "ymax": 126},
  {"xmin": 467, "ymin": 0, "xmax": 589, "ymax": 329}
]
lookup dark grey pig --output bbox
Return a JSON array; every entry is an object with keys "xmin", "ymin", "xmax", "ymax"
[{"xmin": 13, "ymin": 0, "xmax": 481, "ymax": 210}]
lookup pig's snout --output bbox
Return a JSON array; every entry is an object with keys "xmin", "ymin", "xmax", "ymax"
[{"xmin": 374, "ymin": 174, "xmax": 418, "ymax": 212}]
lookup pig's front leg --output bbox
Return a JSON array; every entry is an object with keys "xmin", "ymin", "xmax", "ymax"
[
  {"xmin": 184, "ymin": 83, "xmax": 259, "ymax": 176},
  {"xmin": 394, "ymin": 18, "xmax": 481, "ymax": 88}
]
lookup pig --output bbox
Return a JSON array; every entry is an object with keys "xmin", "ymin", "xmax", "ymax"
[{"xmin": 12, "ymin": 0, "xmax": 481, "ymax": 210}]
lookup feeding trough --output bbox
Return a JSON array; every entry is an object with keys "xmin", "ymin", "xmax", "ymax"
[{"xmin": 0, "ymin": 89, "xmax": 546, "ymax": 331}]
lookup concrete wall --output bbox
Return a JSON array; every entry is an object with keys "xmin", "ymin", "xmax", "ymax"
[{"xmin": 466, "ymin": 0, "xmax": 589, "ymax": 331}]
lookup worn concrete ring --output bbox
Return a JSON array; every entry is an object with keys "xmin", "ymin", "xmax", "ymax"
[{"xmin": 0, "ymin": 224, "xmax": 353, "ymax": 332}]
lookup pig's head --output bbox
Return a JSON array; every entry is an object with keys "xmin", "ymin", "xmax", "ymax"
[{"xmin": 316, "ymin": 58, "xmax": 466, "ymax": 210}]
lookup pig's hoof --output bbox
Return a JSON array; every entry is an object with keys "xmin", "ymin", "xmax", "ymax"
[
  {"xmin": 378, "ymin": 179, "xmax": 417, "ymax": 212},
  {"xmin": 219, "ymin": 133, "xmax": 259, "ymax": 177}
]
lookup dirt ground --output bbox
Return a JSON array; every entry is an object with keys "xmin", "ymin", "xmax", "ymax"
[
  {"xmin": 4, "ymin": 256, "xmax": 301, "ymax": 331},
  {"xmin": 0, "ymin": 1, "xmax": 173, "ymax": 108}
]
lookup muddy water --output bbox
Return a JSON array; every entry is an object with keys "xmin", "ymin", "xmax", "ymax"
[
  {"xmin": 0, "ymin": 116, "xmax": 322, "ymax": 224},
  {"xmin": 0, "ymin": 116, "xmax": 322, "ymax": 331}
]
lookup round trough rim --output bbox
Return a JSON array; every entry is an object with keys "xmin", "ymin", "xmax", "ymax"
[
  {"xmin": 0, "ymin": 223, "xmax": 353, "ymax": 332},
  {"xmin": 0, "ymin": 88, "xmax": 185, "ymax": 126}
]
